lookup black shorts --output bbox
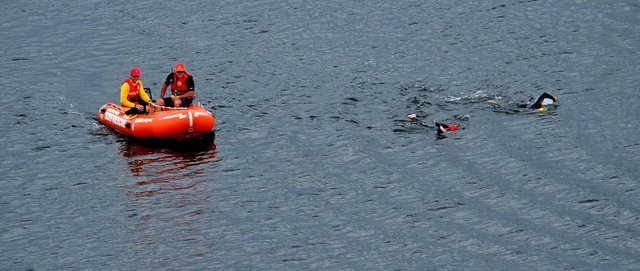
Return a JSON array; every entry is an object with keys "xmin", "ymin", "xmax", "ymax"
[
  {"xmin": 162, "ymin": 97, "xmax": 193, "ymax": 107},
  {"xmin": 125, "ymin": 101, "xmax": 148, "ymax": 115}
]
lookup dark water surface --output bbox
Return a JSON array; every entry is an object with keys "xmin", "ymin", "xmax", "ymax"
[{"xmin": 2, "ymin": 1, "xmax": 639, "ymax": 270}]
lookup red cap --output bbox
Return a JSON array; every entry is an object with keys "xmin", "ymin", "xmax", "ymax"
[
  {"xmin": 174, "ymin": 63, "xmax": 185, "ymax": 72},
  {"xmin": 447, "ymin": 124, "xmax": 458, "ymax": 131},
  {"xmin": 130, "ymin": 68, "xmax": 141, "ymax": 76}
]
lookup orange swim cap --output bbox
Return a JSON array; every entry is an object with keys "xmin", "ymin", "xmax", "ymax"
[{"xmin": 447, "ymin": 124, "xmax": 458, "ymax": 131}]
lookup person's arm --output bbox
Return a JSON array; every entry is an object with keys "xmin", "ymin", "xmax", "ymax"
[
  {"xmin": 530, "ymin": 92, "xmax": 557, "ymax": 109},
  {"xmin": 139, "ymin": 82, "xmax": 151, "ymax": 103},
  {"xmin": 160, "ymin": 73, "xmax": 172, "ymax": 98},
  {"xmin": 159, "ymin": 84, "xmax": 168, "ymax": 99},
  {"xmin": 407, "ymin": 114, "xmax": 424, "ymax": 125},
  {"xmin": 407, "ymin": 114, "xmax": 426, "ymax": 125},
  {"xmin": 120, "ymin": 83, "xmax": 136, "ymax": 109},
  {"xmin": 435, "ymin": 122, "xmax": 448, "ymax": 133},
  {"xmin": 155, "ymin": 81, "xmax": 169, "ymax": 107},
  {"xmin": 408, "ymin": 114, "xmax": 442, "ymax": 130}
]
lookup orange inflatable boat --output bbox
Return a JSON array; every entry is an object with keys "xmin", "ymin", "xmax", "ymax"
[{"xmin": 98, "ymin": 103, "xmax": 215, "ymax": 141}]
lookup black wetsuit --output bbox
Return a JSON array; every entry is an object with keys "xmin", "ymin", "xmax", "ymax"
[
  {"xmin": 409, "ymin": 117, "xmax": 452, "ymax": 133},
  {"xmin": 524, "ymin": 92, "xmax": 557, "ymax": 109}
]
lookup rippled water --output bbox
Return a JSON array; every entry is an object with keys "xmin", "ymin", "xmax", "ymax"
[{"xmin": 2, "ymin": 0, "xmax": 639, "ymax": 270}]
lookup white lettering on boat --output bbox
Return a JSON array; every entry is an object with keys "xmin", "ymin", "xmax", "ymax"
[
  {"xmin": 159, "ymin": 113, "xmax": 187, "ymax": 121},
  {"xmin": 193, "ymin": 112, "xmax": 210, "ymax": 117},
  {"xmin": 104, "ymin": 111, "xmax": 127, "ymax": 128},
  {"xmin": 134, "ymin": 118, "xmax": 153, "ymax": 123}
]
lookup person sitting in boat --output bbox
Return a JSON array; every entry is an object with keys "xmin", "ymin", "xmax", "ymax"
[
  {"xmin": 407, "ymin": 114, "xmax": 458, "ymax": 133},
  {"xmin": 121, "ymin": 68, "xmax": 154, "ymax": 115},
  {"xmin": 156, "ymin": 63, "xmax": 195, "ymax": 108}
]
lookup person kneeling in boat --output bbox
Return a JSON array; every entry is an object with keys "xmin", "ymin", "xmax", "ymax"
[
  {"xmin": 121, "ymin": 68, "xmax": 154, "ymax": 115},
  {"xmin": 407, "ymin": 114, "xmax": 458, "ymax": 133},
  {"xmin": 156, "ymin": 63, "xmax": 195, "ymax": 108}
]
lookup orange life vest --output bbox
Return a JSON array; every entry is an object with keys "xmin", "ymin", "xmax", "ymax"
[
  {"xmin": 123, "ymin": 78, "xmax": 143, "ymax": 103},
  {"xmin": 170, "ymin": 71, "xmax": 192, "ymax": 96}
]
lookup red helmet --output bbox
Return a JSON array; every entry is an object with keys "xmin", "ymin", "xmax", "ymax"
[
  {"xmin": 174, "ymin": 63, "xmax": 185, "ymax": 72},
  {"xmin": 130, "ymin": 68, "xmax": 141, "ymax": 76}
]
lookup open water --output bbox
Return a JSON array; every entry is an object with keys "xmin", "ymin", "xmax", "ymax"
[{"xmin": 1, "ymin": 0, "xmax": 639, "ymax": 270}]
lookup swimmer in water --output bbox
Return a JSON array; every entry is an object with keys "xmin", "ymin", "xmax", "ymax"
[
  {"xmin": 407, "ymin": 114, "xmax": 459, "ymax": 133},
  {"xmin": 528, "ymin": 92, "xmax": 557, "ymax": 110},
  {"xmin": 487, "ymin": 92, "xmax": 557, "ymax": 112}
]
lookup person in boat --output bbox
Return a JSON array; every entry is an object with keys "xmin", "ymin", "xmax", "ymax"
[
  {"xmin": 407, "ymin": 114, "xmax": 458, "ymax": 133},
  {"xmin": 488, "ymin": 92, "xmax": 557, "ymax": 111},
  {"xmin": 156, "ymin": 63, "xmax": 195, "ymax": 108},
  {"xmin": 121, "ymin": 68, "xmax": 154, "ymax": 115}
]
